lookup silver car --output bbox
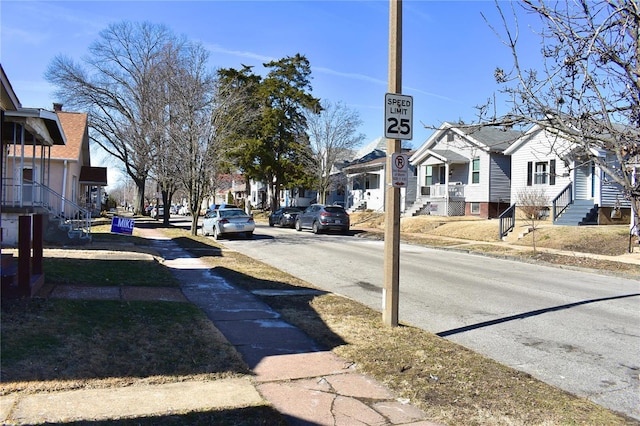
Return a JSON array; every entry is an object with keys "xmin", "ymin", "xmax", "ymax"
[{"xmin": 202, "ymin": 208, "xmax": 255, "ymax": 240}]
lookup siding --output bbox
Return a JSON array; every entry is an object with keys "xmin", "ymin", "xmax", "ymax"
[
  {"xmin": 600, "ymin": 153, "xmax": 630, "ymax": 207},
  {"xmin": 464, "ymin": 150, "xmax": 491, "ymax": 202},
  {"xmin": 509, "ymin": 130, "xmax": 571, "ymax": 205},
  {"xmin": 488, "ymin": 153, "xmax": 511, "ymax": 203}
]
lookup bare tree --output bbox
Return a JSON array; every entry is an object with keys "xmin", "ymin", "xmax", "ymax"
[
  {"xmin": 305, "ymin": 100, "xmax": 365, "ymax": 204},
  {"xmin": 516, "ymin": 187, "xmax": 550, "ymax": 252},
  {"xmin": 46, "ymin": 22, "xmax": 182, "ymax": 215},
  {"xmin": 164, "ymin": 52, "xmax": 258, "ymax": 235},
  {"xmin": 480, "ymin": 0, "xmax": 640, "ymax": 240}
]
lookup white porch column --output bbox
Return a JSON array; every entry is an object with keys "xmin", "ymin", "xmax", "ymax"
[{"xmin": 444, "ymin": 163, "xmax": 450, "ymax": 215}]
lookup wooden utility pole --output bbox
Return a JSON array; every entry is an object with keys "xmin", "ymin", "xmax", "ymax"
[{"xmin": 383, "ymin": 0, "xmax": 402, "ymax": 327}]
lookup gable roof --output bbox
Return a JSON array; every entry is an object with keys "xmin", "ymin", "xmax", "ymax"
[
  {"xmin": 51, "ymin": 111, "xmax": 89, "ymax": 164},
  {"xmin": 410, "ymin": 122, "xmax": 521, "ymax": 165}
]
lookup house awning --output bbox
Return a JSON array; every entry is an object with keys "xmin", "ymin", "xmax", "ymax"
[
  {"xmin": 79, "ymin": 166, "xmax": 108, "ymax": 185},
  {"xmin": 3, "ymin": 108, "xmax": 66, "ymax": 147},
  {"xmin": 424, "ymin": 149, "xmax": 469, "ymax": 165}
]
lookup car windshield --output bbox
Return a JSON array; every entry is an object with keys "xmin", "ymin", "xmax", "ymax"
[
  {"xmin": 220, "ymin": 209, "xmax": 247, "ymax": 218},
  {"xmin": 325, "ymin": 207, "xmax": 346, "ymax": 214}
]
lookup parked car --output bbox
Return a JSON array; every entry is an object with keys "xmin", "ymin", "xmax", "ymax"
[
  {"xmin": 150, "ymin": 205, "xmax": 164, "ymax": 218},
  {"xmin": 269, "ymin": 207, "xmax": 303, "ymax": 228},
  {"xmin": 295, "ymin": 204, "xmax": 350, "ymax": 234},
  {"xmin": 202, "ymin": 207, "xmax": 255, "ymax": 239},
  {"xmin": 170, "ymin": 205, "xmax": 178, "ymax": 215},
  {"xmin": 178, "ymin": 205, "xmax": 190, "ymax": 216}
]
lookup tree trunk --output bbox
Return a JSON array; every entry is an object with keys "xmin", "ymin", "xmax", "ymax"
[
  {"xmin": 161, "ymin": 189, "xmax": 173, "ymax": 226},
  {"xmin": 133, "ymin": 178, "xmax": 146, "ymax": 215}
]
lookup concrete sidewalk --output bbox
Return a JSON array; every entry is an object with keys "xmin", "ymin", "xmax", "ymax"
[{"xmin": 1, "ymin": 227, "xmax": 442, "ymax": 426}]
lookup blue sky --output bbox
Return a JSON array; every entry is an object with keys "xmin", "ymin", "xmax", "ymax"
[{"xmin": 1, "ymin": 0, "xmax": 539, "ymax": 182}]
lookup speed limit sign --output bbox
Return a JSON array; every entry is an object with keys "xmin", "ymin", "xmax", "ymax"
[{"xmin": 384, "ymin": 93, "xmax": 413, "ymax": 140}]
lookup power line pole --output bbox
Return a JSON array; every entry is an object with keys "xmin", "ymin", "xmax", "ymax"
[{"xmin": 383, "ymin": 0, "xmax": 402, "ymax": 327}]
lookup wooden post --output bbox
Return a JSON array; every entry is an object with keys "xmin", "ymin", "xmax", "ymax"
[
  {"xmin": 18, "ymin": 215, "xmax": 32, "ymax": 297},
  {"xmin": 383, "ymin": 0, "xmax": 402, "ymax": 327},
  {"xmin": 32, "ymin": 214, "xmax": 43, "ymax": 275}
]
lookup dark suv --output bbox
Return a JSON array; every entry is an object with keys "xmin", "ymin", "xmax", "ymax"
[{"xmin": 295, "ymin": 204, "xmax": 350, "ymax": 234}]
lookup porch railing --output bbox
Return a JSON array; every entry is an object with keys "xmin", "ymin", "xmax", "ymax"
[
  {"xmin": 420, "ymin": 183, "xmax": 464, "ymax": 198},
  {"xmin": 1, "ymin": 178, "xmax": 91, "ymax": 237},
  {"xmin": 498, "ymin": 203, "xmax": 516, "ymax": 239},
  {"xmin": 551, "ymin": 183, "xmax": 572, "ymax": 222}
]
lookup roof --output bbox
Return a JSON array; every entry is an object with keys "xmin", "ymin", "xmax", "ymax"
[
  {"xmin": 457, "ymin": 125, "xmax": 522, "ymax": 152},
  {"xmin": 343, "ymin": 155, "xmax": 386, "ymax": 174},
  {"xmin": 430, "ymin": 149, "xmax": 470, "ymax": 163},
  {"xmin": 51, "ymin": 111, "xmax": 89, "ymax": 163},
  {"xmin": 410, "ymin": 122, "xmax": 521, "ymax": 165},
  {"xmin": 354, "ymin": 136, "xmax": 386, "ymax": 159},
  {"xmin": 1, "ymin": 64, "xmax": 21, "ymax": 111}
]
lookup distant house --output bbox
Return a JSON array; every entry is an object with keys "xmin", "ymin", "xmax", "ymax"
[
  {"xmin": 504, "ymin": 124, "xmax": 632, "ymax": 225},
  {"xmin": 408, "ymin": 122, "xmax": 520, "ymax": 218},
  {"xmin": 343, "ymin": 136, "xmax": 417, "ymax": 213}
]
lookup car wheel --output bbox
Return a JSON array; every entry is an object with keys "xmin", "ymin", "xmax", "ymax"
[
  {"xmin": 202, "ymin": 226, "xmax": 209, "ymax": 236},
  {"xmin": 269, "ymin": 219, "xmax": 275, "ymax": 227},
  {"xmin": 295, "ymin": 219, "xmax": 302, "ymax": 231},
  {"xmin": 246, "ymin": 231, "xmax": 253, "ymax": 239},
  {"xmin": 279, "ymin": 217, "xmax": 287, "ymax": 227},
  {"xmin": 312, "ymin": 221, "xmax": 320, "ymax": 234},
  {"xmin": 213, "ymin": 227, "xmax": 220, "ymax": 240}
]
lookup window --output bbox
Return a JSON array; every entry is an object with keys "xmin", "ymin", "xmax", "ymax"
[
  {"xmin": 447, "ymin": 131, "xmax": 454, "ymax": 142},
  {"xmin": 425, "ymin": 166, "xmax": 433, "ymax": 185},
  {"xmin": 365, "ymin": 174, "xmax": 379, "ymax": 189},
  {"xmin": 472, "ymin": 158, "xmax": 480, "ymax": 184},
  {"xmin": 470, "ymin": 202, "xmax": 480, "ymax": 214},
  {"xmin": 528, "ymin": 160, "xmax": 555, "ymax": 186},
  {"xmin": 534, "ymin": 162, "xmax": 547, "ymax": 184}
]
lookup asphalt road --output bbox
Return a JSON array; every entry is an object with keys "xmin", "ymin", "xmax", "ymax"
[{"xmin": 183, "ymin": 218, "xmax": 640, "ymax": 420}]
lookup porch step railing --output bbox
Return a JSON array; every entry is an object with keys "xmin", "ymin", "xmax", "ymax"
[
  {"xmin": 551, "ymin": 183, "xmax": 573, "ymax": 222},
  {"xmin": 1, "ymin": 178, "xmax": 91, "ymax": 239},
  {"xmin": 498, "ymin": 203, "xmax": 517, "ymax": 239}
]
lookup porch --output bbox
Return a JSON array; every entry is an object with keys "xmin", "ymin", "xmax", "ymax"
[{"xmin": 405, "ymin": 183, "xmax": 466, "ymax": 217}]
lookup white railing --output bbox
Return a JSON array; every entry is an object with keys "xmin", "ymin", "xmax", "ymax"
[
  {"xmin": 2, "ymin": 178, "xmax": 91, "ymax": 237},
  {"xmin": 420, "ymin": 183, "xmax": 465, "ymax": 198}
]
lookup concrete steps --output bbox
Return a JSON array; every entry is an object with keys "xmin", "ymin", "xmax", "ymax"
[{"xmin": 554, "ymin": 200, "xmax": 598, "ymax": 226}]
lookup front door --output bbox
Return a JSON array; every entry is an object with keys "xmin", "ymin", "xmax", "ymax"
[{"xmin": 574, "ymin": 161, "xmax": 593, "ymax": 200}]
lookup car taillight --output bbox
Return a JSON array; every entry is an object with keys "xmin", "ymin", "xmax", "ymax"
[
  {"xmin": 219, "ymin": 218, "xmax": 229, "ymax": 224},
  {"xmin": 248, "ymin": 217, "xmax": 254, "ymax": 223}
]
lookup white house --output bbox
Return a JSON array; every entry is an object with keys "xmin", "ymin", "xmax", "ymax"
[
  {"xmin": 504, "ymin": 124, "xmax": 631, "ymax": 225},
  {"xmin": 408, "ymin": 122, "xmax": 520, "ymax": 218}
]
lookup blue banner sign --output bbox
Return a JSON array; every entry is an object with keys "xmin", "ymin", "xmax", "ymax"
[{"xmin": 110, "ymin": 216, "xmax": 135, "ymax": 235}]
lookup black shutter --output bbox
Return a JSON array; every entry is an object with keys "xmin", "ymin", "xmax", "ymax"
[
  {"xmin": 549, "ymin": 160, "xmax": 556, "ymax": 185},
  {"xmin": 527, "ymin": 162, "xmax": 532, "ymax": 186}
]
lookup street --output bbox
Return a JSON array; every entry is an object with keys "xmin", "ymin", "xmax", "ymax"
[{"xmin": 181, "ymin": 217, "xmax": 640, "ymax": 420}]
